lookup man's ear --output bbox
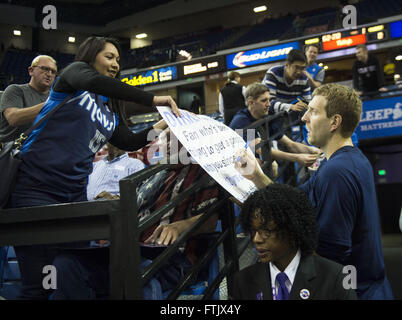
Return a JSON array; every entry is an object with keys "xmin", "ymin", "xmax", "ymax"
[
  {"xmin": 330, "ymin": 114, "xmax": 342, "ymax": 133},
  {"xmin": 28, "ymin": 66, "xmax": 34, "ymax": 76}
]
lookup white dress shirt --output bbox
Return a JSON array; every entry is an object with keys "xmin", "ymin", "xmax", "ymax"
[
  {"xmin": 87, "ymin": 153, "xmax": 145, "ymax": 201},
  {"xmin": 269, "ymin": 249, "xmax": 301, "ymax": 300}
]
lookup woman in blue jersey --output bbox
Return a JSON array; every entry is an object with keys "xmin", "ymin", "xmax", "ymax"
[{"xmin": 7, "ymin": 36, "xmax": 179, "ymax": 300}]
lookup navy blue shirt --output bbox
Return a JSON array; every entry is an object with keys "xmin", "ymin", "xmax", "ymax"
[
  {"xmin": 229, "ymin": 108, "xmax": 283, "ymax": 142},
  {"xmin": 20, "ymin": 90, "xmax": 117, "ymax": 192},
  {"xmin": 299, "ymin": 146, "xmax": 393, "ymax": 300},
  {"xmin": 18, "ymin": 62, "xmax": 155, "ymax": 194}
]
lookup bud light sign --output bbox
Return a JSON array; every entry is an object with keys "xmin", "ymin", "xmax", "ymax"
[{"xmin": 226, "ymin": 42, "xmax": 300, "ymax": 69}]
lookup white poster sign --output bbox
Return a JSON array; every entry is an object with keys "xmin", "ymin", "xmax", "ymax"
[{"xmin": 157, "ymin": 107, "xmax": 257, "ymax": 203}]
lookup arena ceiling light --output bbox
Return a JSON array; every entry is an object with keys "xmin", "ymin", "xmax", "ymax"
[
  {"xmin": 68, "ymin": 36, "xmax": 76, "ymax": 43},
  {"xmin": 13, "ymin": 30, "xmax": 21, "ymax": 36},
  {"xmin": 179, "ymin": 50, "xmax": 192, "ymax": 60},
  {"xmin": 395, "ymin": 55, "xmax": 402, "ymax": 61},
  {"xmin": 136, "ymin": 33, "xmax": 148, "ymax": 39},
  {"xmin": 253, "ymin": 5, "xmax": 267, "ymax": 13}
]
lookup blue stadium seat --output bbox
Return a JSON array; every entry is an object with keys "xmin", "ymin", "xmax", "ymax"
[
  {"xmin": 0, "ymin": 246, "xmax": 21, "ymax": 299},
  {"xmin": 0, "ymin": 246, "xmax": 7, "ymax": 288},
  {"xmin": 3, "ymin": 246, "xmax": 21, "ymax": 282}
]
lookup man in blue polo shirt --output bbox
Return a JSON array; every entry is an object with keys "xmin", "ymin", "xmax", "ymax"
[
  {"xmin": 304, "ymin": 43, "xmax": 325, "ymax": 91},
  {"xmin": 235, "ymin": 83, "xmax": 393, "ymax": 300}
]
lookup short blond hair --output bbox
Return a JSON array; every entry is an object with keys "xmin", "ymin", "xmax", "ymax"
[
  {"xmin": 313, "ymin": 83, "xmax": 362, "ymax": 138},
  {"xmin": 245, "ymin": 82, "xmax": 269, "ymax": 102},
  {"xmin": 31, "ymin": 55, "xmax": 57, "ymax": 67}
]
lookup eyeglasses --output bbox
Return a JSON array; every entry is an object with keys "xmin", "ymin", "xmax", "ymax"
[
  {"xmin": 250, "ymin": 227, "xmax": 277, "ymax": 239},
  {"xmin": 32, "ymin": 65, "xmax": 57, "ymax": 75},
  {"xmin": 292, "ymin": 65, "xmax": 306, "ymax": 71}
]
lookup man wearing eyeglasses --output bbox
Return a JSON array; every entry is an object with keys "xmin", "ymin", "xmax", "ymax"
[
  {"xmin": 231, "ymin": 183, "xmax": 357, "ymax": 300},
  {"xmin": 0, "ymin": 55, "xmax": 57, "ymax": 143},
  {"xmin": 262, "ymin": 49, "xmax": 311, "ymax": 121}
]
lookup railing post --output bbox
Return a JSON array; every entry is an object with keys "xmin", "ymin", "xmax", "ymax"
[
  {"xmin": 109, "ymin": 204, "xmax": 125, "ymax": 299},
  {"xmin": 220, "ymin": 196, "xmax": 239, "ymax": 299},
  {"xmin": 258, "ymin": 121, "xmax": 273, "ymax": 178},
  {"xmin": 117, "ymin": 178, "xmax": 143, "ymax": 299}
]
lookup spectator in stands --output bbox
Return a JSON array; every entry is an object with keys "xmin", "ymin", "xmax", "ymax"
[
  {"xmin": 303, "ymin": 44, "xmax": 335, "ymax": 147},
  {"xmin": 304, "ymin": 44, "xmax": 325, "ymax": 90},
  {"xmin": 190, "ymin": 95, "xmax": 202, "ymax": 114},
  {"xmin": 219, "ymin": 71, "xmax": 246, "ymax": 125},
  {"xmin": 0, "ymin": 55, "xmax": 57, "ymax": 143},
  {"xmin": 292, "ymin": 14, "xmax": 305, "ymax": 37},
  {"xmin": 231, "ymin": 183, "xmax": 356, "ymax": 300},
  {"xmin": 262, "ymin": 49, "xmax": 310, "ymax": 122},
  {"xmin": 86, "ymin": 142, "xmax": 145, "ymax": 201},
  {"xmin": 6, "ymin": 36, "xmax": 180, "ymax": 300},
  {"xmin": 52, "ymin": 134, "xmax": 221, "ymax": 299},
  {"xmin": 353, "ymin": 44, "xmax": 387, "ymax": 96},
  {"xmin": 262, "ymin": 49, "xmax": 311, "ymax": 184},
  {"xmin": 383, "ymin": 58, "xmax": 396, "ymax": 86},
  {"xmin": 333, "ymin": 1, "xmax": 346, "ymax": 30},
  {"xmin": 235, "ymin": 83, "xmax": 393, "ymax": 300},
  {"xmin": 229, "ymin": 82, "xmax": 319, "ymax": 168},
  {"xmin": 168, "ymin": 44, "xmax": 177, "ymax": 62}
]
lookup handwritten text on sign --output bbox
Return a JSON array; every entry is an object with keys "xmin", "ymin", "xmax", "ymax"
[{"xmin": 157, "ymin": 107, "xmax": 257, "ymax": 203}]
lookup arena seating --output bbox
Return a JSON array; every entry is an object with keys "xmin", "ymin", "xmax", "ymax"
[
  {"xmin": 0, "ymin": 49, "xmax": 74, "ymax": 90},
  {"xmin": 1, "ymin": 0, "xmax": 402, "ymax": 85}
]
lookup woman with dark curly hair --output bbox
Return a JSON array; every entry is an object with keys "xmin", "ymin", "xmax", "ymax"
[{"xmin": 231, "ymin": 183, "xmax": 356, "ymax": 300}]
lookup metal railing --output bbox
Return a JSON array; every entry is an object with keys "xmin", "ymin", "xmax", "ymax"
[
  {"xmin": 0, "ymin": 111, "xmax": 302, "ymax": 299},
  {"xmin": 0, "ymin": 163, "xmax": 240, "ymax": 299},
  {"xmin": 242, "ymin": 110, "xmax": 305, "ymax": 185}
]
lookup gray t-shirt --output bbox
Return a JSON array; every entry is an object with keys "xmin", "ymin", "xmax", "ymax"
[{"xmin": 0, "ymin": 83, "xmax": 48, "ymax": 142}]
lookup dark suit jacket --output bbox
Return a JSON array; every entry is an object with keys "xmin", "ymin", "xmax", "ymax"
[{"xmin": 231, "ymin": 253, "xmax": 357, "ymax": 300}]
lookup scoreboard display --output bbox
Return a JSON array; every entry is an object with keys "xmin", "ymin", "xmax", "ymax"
[
  {"xmin": 121, "ymin": 19, "xmax": 402, "ymax": 87},
  {"xmin": 322, "ymin": 32, "xmax": 366, "ymax": 51},
  {"xmin": 304, "ymin": 23, "xmax": 392, "ymax": 52}
]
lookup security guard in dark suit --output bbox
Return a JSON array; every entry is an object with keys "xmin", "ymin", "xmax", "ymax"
[{"xmin": 230, "ymin": 184, "xmax": 356, "ymax": 300}]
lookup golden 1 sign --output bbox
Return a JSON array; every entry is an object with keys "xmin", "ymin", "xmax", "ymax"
[{"xmin": 121, "ymin": 66, "xmax": 178, "ymax": 87}]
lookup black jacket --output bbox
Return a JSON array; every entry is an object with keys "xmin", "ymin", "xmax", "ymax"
[
  {"xmin": 220, "ymin": 82, "xmax": 245, "ymax": 125},
  {"xmin": 353, "ymin": 54, "xmax": 385, "ymax": 93},
  {"xmin": 231, "ymin": 253, "xmax": 357, "ymax": 300}
]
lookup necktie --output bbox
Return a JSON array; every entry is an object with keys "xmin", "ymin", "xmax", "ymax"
[{"xmin": 276, "ymin": 272, "xmax": 290, "ymax": 300}]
